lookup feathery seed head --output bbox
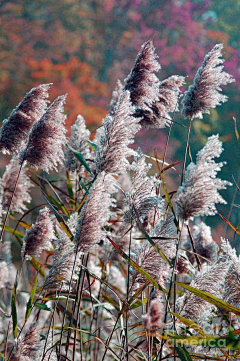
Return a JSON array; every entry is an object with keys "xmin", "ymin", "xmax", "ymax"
[
  {"xmin": 95, "ymin": 91, "xmax": 141, "ymax": 175},
  {"xmin": 21, "ymin": 207, "xmax": 54, "ymax": 260},
  {"xmin": 43, "ymin": 246, "xmax": 81, "ymax": 291},
  {"xmin": 142, "ymin": 299, "xmax": 164, "ymax": 331},
  {"xmin": 124, "ymin": 40, "xmax": 160, "ymax": 109},
  {"xmin": 132, "ymin": 215, "xmax": 177, "ymax": 289},
  {"xmin": 175, "ymin": 135, "xmax": 231, "ymax": 220},
  {"xmin": 0, "ymin": 84, "xmax": 51, "ymax": 155},
  {"xmin": 0, "ymin": 157, "xmax": 32, "ymax": 214},
  {"xmin": 54, "ymin": 229, "xmax": 73, "ymax": 262},
  {"xmin": 223, "ymin": 261, "xmax": 240, "ymax": 308},
  {"xmin": 10, "ymin": 322, "xmax": 41, "ymax": 361},
  {"xmin": 184, "ymin": 222, "xmax": 219, "ymax": 264},
  {"xmin": 138, "ymin": 75, "xmax": 185, "ymax": 129},
  {"xmin": 74, "ymin": 172, "xmax": 116, "ymax": 252},
  {"xmin": 220, "ymin": 238, "xmax": 238, "ymax": 263},
  {"xmin": 65, "ymin": 115, "xmax": 92, "ymax": 173},
  {"xmin": 109, "ymin": 79, "xmax": 123, "ymax": 116},
  {"xmin": 182, "ymin": 44, "xmax": 235, "ymax": 119},
  {"xmin": 19, "ymin": 95, "xmax": 67, "ymax": 173},
  {"xmin": 123, "ymin": 150, "xmax": 164, "ymax": 225},
  {"xmin": 177, "ymin": 259, "xmax": 231, "ymax": 321}
]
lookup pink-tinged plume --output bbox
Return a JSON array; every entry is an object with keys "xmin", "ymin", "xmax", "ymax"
[
  {"xmin": 74, "ymin": 172, "xmax": 115, "ymax": 252},
  {"xmin": 0, "ymin": 157, "xmax": 32, "ymax": 214},
  {"xmin": 21, "ymin": 207, "xmax": 54, "ymax": 260},
  {"xmin": 95, "ymin": 91, "xmax": 141, "ymax": 174},
  {"xmin": 124, "ymin": 40, "xmax": 160, "ymax": 109},
  {"xmin": 19, "ymin": 95, "xmax": 67, "ymax": 173},
  {"xmin": 182, "ymin": 44, "xmax": 235, "ymax": 119},
  {"xmin": 0, "ymin": 84, "xmax": 51, "ymax": 154},
  {"xmin": 138, "ymin": 75, "xmax": 185, "ymax": 129}
]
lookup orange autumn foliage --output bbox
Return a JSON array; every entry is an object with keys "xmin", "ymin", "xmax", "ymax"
[{"xmin": 27, "ymin": 58, "xmax": 109, "ymax": 131}]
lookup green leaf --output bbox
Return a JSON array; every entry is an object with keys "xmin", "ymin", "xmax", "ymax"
[
  {"xmin": 66, "ymin": 144, "xmax": 93, "ymax": 176},
  {"xmin": 36, "ymin": 175, "xmax": 70, "ymax": 217},
  {"xmin": 158, "ymin": 173, "xmax": 180, "ymax": 231},
  {"xmin": 1, "ymin": 225, "xmax": 24, "ymax": 238},
  {"xmin": 175, "ymin": 281, "xmax": 240, "ymax": 316},
  {"xmin": 233, "ymin": 117, "xmax": 240, "ymax": 149},
  {"xmin": 167, "ymin": 333, "xmax": 240, "ymax": 350},
  {"xmin": 171, "ymin": 312, "xmax": 206, "ymax": 336},
  {"xmin": 120, "ymin": 282, "xmax": 150, "ymax": 315},
  {"xmin": 0, "ymin": 352, "xmax": 6, "ymax": 360},
  {"xmin": 40, "ymin": 189, "xmax": 73, "ymax": 240},
  {"xmin": 131, "ymin": 297, "xmax": 148, "ymax": 310},
  {"xmin": 65, "ymin": 170, "xmax": 74, "ymax": 197},
  {"xmin": 107, "ymin": 236, "xmax": 167, "ymax": 293},
  {"xmin": 12, "ymin": 271, "xmax": 19, "ymax": 338},
  {"xmin": 66, "ymin": 171, "xmax": 75, "ymax": 208},
  {"xmin": 80, "ymin": 179, "xmax": 89, "ymax": 194},
  {"xmin": 174, "ymin": 344, "xmax": 192, "ymax": 361},
  {"xmin": 34, "ymin": 303, "xmax": 54, "ymax": 312},
  {"xmin": 25, "ymin": 273, "xmax": 38, "ymax": 322},
  {"xmin": 87, "ymin": 140, "xmax": 98, "ymax": 151},
  {"xmin": 30, "ymin": 257, "xmax": 46, "ymax": 278}
]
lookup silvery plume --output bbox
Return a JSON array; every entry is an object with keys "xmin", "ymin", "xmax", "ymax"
[
  {"xmin": 109, "ymin": 79, "xmax": 123, "ymax": 116},
  {"xmin": 10, "ymin": 322, "xmax": 42, "ymax": 361},
  {"xmin": 151, "ymin": 213, "xmax": 192, "ymax": 274},
  {"xmin": 124, "ymin": 40, "xmax": 160, "ymax": 111},
  {"xmin": 175, "ymin": 134, "xmax": 231, "ymax": 221},
  {"xmin": 137, "ymin": 75, "xmax": 185, "ymax": 129},
  {"xmin": 220, "ymin": 238, "xmax": 240, "ymax": 308},
  {"xmin": 220, "ymin": 237, "xmax": 238, "ymax": 262},
  {"xmin": 95, "ymin": 91, "xmax": 141, "ymax": 174},
  {"xmin": 176, "ymin": 255, "xmax": 231, "ymax": 321},
  {"xmin": 0, "ymin": 84, "xmax": 51, "ymax": 155},
  {"xmin": 21, "ymin": 207, "xmax": 54, "ymax": 260},
  {"xmin": 74, "ymin": 172, "xmax": 116, "ymax": 253},
  {"xmin": 182, "ymin": 43, "xmax": 235, "ymax": 119},
  {"xmin": 184, "ymin": 222, "xmax": 218, "ymax": 264},
  {"xmin": 54, "ymin": 228, "xmax": 73, "ymax": 261},
  {"xmin": 19, "ymin": 95, "xmax": 67, "ymax": 173},
  {"xmin": 132, "ymin": 214, "xmax": 177, "ymax": 289},
  {"xmin": 64, "ymin": 115, "xmax": 92, "ymax": 173},
  {"xmin": 150, "ymin": 213, "xmax": 178, "ymax": 260},
  {"xmin": 123, "ymin": 150, "xmax": 164, "ymax": 225},
  {"xmin": 0, "ymin": 157, "xmax": 32, "ymax": 214},
  {"xmin": 43, "ymin": 246, "xmax": 81, "ymax": 291},
  {"xmin": 223, "ymin": 260, "xmax": 240, "ymax": 308}
]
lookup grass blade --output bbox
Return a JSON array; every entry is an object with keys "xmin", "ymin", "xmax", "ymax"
[
  {"xmin": 41, "ymin": 189, "xmax": 73, "ymax": 240},
  {"xmin": 175, "ymin": 281, "xmax": 240, "ymax": 316},
  {"xmin": 66, "ymin": 143, "xmax": 94, "ymax": 176},
  {"xmin": 107, "ymin": 236, "xmax": 167, "ymax": 293},
  {"xmin": 25, "ymin": 272, "xmax": 38, "ymax": 322},
  {"xmin": 12, "ymin": 271, "xmax": 19, "ymax": 338},
  {"xmin": 171, "ymin": 312, "xmax": 206, "ymax": 336},
  {"xmin": 218, "ymin": 212, "xmax": 240, "ymax": 236}
]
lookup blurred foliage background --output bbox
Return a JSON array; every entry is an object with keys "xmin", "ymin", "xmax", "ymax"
[{"xmin": 0, "ymin": 0, "xmax": 239, "ymax": 244}]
